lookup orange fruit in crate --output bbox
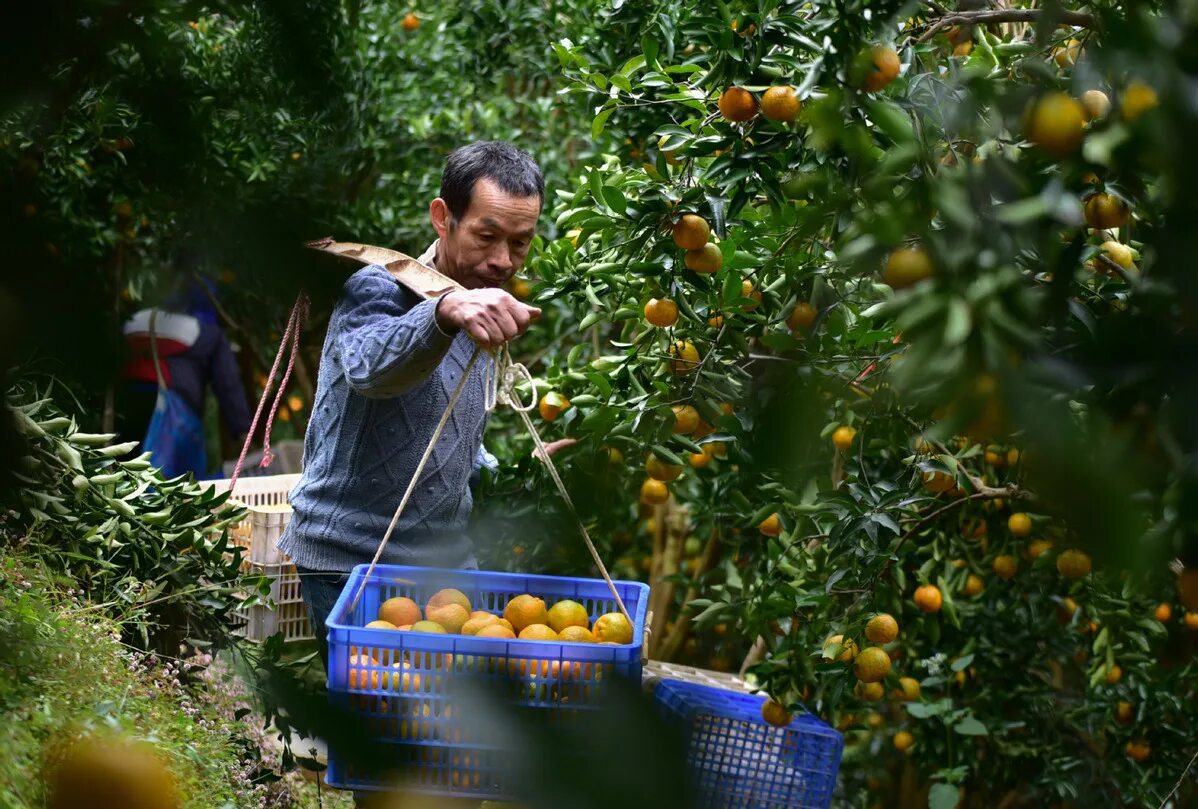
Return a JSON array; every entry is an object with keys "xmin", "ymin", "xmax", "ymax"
[
  {"xmin": 547, "ymin": 600, "xmax": 590, "ymax": 633},
  {"xmin": 593, "ymin": 612, "xmax": 633, "ymax": 644},
  {"xmin": 410, "ymin": 620, "xmax": 448, "ymax": 634},
  {"xmin": 497, "ymin": 618, "xmax": 515, "ymax": 632},
  {"xmin": 47, "ymin": 735, "xmax": 181, "ymax": 809},
  {"xmin": 558, "ymin": 626, "xmax": 596, "ymax": 643},
  {"xmin": 364, "ymin": 620, "xmax": 398, "ymax": 630},
  {"xmin": 426, "ymin": 588, "xmax": 471, "ymax": 614},
  {"xmin": 477, "ymin": 624, "xmax": 516, "ymax": 639},
  {"xmin": 461, "ymin": 613, "xmax": 501, "ymax": 635},
  {"xmin": 518, "ymin": 624, "xmax": 559, "ymax": 641},
  {"xmin": 396, "ymin": 624, "xmax": 413, "ymax": 631},
  {"xmin": 761, "ymin": 700, "xmax": 793, "ymax": 727},
  {"xmin": 348, "ymin": 655, "xmax": 385, "ymax": 690},
  {"xmin": 427, "ymin": 603, "xmax": 470, "ymax": 634},
  {"xmin": 504, "ymin": 594, "xmax": 549, "ymax": 632},
  {"xmin": 389, "ymin": 663, "xmax": 422, "ymax": 692},
  {"xmin": 379, "ymin": 596, "xmax": 422, "ymax": 626}
]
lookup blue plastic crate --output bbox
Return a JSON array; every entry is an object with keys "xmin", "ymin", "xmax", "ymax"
[
  {"xmin": 655, "ymin": 680, "xmax": 843, "ymax": 809},
  {"xmin": 323, "ymin": 564, "xmax": 650, "ymax": 797}
]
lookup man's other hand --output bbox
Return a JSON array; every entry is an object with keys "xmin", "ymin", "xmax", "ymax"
[{"xmin": 435, "ymin": 289, "xmax": 541, "ymax": 349}]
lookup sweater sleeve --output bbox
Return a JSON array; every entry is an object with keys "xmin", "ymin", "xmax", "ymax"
[{"xmin": 336, "ymin": 266, "xmax": 456, "ymax": 398}]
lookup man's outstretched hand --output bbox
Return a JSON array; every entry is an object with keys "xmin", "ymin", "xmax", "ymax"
[{"xmin": 436, "ymin": 289, "xmax": 541, "ymax": 349}]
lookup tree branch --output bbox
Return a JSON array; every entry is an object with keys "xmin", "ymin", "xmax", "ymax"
[
  {"xmin": 1158, "ymin": 749, "xmax": 1198, "ymax": 809},
  {"xmin": 917, "ymin": 8, "xmax": 1099, "ymax": 44}
]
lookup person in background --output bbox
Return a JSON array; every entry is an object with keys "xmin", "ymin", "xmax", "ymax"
[{"xmin": 118, "ymin": 277, "xmax": 253, "ymax": 478}]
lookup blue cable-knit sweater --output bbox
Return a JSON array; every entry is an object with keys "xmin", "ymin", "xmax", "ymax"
[{"xmin": 278, "ymin": 241, "xmax": 490, "ymax": 572}]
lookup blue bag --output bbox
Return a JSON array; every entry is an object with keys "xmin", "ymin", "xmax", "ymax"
[{"xmin": 142, "ymin": 387, "xmax": 207, "ymax": 479}]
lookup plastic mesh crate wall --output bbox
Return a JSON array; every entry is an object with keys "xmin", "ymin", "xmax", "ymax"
[
  {"xmin": 323, "ymin": 563, "xmax": 650, "ymax": 798},
  {"xmin": 205, "ymin": 475, "xmax": 312, "ymax": 641},
  {"xmin": 654, "ymin": 679, "xmax": 842, "ymax": 809}
]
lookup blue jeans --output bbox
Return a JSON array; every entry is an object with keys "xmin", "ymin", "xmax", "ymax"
[{"xmin": 295, "ymin": 566, "xmax": 349, "ymax": 668}]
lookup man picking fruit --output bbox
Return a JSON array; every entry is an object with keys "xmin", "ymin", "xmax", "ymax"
[{"xmin": 280, "ymin": 142, "xmax": 565, "ymax": 658}]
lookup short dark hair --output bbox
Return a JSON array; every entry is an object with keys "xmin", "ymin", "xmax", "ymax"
[{"xmin": 440, "ymin": 141, "xmax": 544, "ymax": 222}]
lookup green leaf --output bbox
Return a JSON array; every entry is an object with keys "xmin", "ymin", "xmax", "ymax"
[
  {"xmin": 950, "ymin": 654, "xmax": 974, "ymax": 672},
  {"xmin": 943, "ymin": 298, "xmax": 972, "ymax": 347},
  {"xmin": 591, "ymin": 107, "xmax": 614, "ymax": 140},
  {"xmin": 953, "ymin": 716, "xmax": 988, "ymax": 736},
  {"xmin": 602, "ymin": 185, "xmax": 627, "ymax": 216}
]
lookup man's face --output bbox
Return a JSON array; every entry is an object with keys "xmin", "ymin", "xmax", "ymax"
[{"xmin": 432, "ymin": 177, "xmax": 541, "ymax": 289}]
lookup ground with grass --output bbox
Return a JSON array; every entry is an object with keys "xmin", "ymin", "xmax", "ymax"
[{"xmin": 0, "ymin": 550, "xmax": 350, "ymax": 809}]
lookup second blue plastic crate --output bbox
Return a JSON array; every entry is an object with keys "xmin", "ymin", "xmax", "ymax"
[{"xmin": 655, "ymin": 679, "xmax": 843, "ymax": 809}]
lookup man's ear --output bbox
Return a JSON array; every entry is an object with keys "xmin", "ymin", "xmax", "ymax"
[{"xmin": 430, "ymin": 198, "xmax": 452, "ymax": 240}]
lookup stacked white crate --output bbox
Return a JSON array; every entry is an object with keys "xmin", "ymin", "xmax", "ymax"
[{"xmin": 208, "ymin": 474, "xmax": 312, "ymax": 642}]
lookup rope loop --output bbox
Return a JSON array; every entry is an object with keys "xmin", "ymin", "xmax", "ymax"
[{"xmin": 488, "ymin": 346, "xmax": 537, "ymax": 413}]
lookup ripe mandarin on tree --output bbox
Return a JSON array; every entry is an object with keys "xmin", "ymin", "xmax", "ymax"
[
  {"xmin": 645, "ymin": 454, "xmax": 683, "ymax": 482},
  {"xmin": 761, "ymin": 700, "xmax": 793, "ymax": 727},
  {"xmin": 761, "ymin": 85, "xmax": 800, "ymax": 122},
  {"xmin": 1154, "ymin": 602, "xmax": 1172, "ymax": 622},
  {"xmin": 640, "ymin": 478, "xmax": 668, "ymax": 505},
  {"xmin": 860, "ymin": 45, "xmax": 901, "ymax": 93},
  {"xmin": 960, "ymin": 574, "xmax": 984, "ymax": 597},
  {"xmin": 717, "ymin": 86, "xmax": 758, "ymax": 122},
  {"xmin": 1007, "ymin": 512, "xmax": 1032, "ymax": 537},
  {"xmin": 832, "ymin": 425, "xmax": 857, "ymax": 451},
  {"xmin": 644, "ymin": 297, "xmax": 678, "ymax": 328},
  {"xmin": 1084, "ymin": 192, "xmax": 1131, "ymax": 229},
  {"xmin": 401, "ymin": 11, "xmax": 419, "ymax": 30},
  {"xmin": 788, "ymin": 301, "xmax": 817, "ymax": 333},
  {"xmin": 758, "ymin": 512, "xmax": 782, "ymax": 537},
  {"xmin": 824, "ymin": 634, "xmax": 858, "ymax": 662},
  {"xmin": 1057, "ymin": 549, "xmax": 1093, "ymax": 578},
  {"xmin": 882, "ymin": 246, "xmax": 934, "ymax": 289},
  {"xmin": 893, "ymin": 731, "xmax": 915, "ymax": 752},
  {"xmin": 1025, "ymin": 92, "xmax": 1086, "ymax": 156},
  {"xmin": 1121, "ymin": 81, "xmax": 1158, "ymax": 122},
  {"xmin": 854, "ymin": 647, "xmax": 892, "ymax": 683},
  {"xmin": 914, "ymin": 584, "xmax": 943, "ymax": 613},
  {"xmin": 668, "ymin": 340, "xmax": 700, "ymax": 374},
  {"xmin": 538, "ymin": 391, "xmax": 570, "ymax": 422},
  {"xmin": 671, "ymin": 404, "xmax": 700, "ymax": 434},
  {"xmin": 685, "ymin": 243, "xmax": 723, "ymax": 273},
  {"xmin": 864, "ymin": 613, "xmax": 898, "ymax": 645},
  {"xmin": 894, "ymin": 677, "xmax": 921, "ymax": 701},
  {"xmin": 1081, "ymin": 89, "xmax": 1111, "ymax": 120},
  {"xmin": 671, "ymin": 214, "xmax": 710, "ymax": 250},
  {"xmin": 856, "ymin": 681, "xmax": 885, "ymax": 701},
  {"xmin": 993, "ymin": 555, "xmax": 1018, "ymax": 580}
]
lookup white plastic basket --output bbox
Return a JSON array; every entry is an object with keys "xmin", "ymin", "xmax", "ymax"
[
  {"xmin": 206, "ymin": 474, "xmax": 312, "ymax": 642},
  {"xmin": 643, "ymin": 660, "xmax": 757, "ymax": 695}
]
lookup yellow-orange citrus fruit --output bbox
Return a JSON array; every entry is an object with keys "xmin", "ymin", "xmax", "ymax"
[
  {"xmin": 640, "ymin": 477, "xmax": 669, "ymax": 505},
  {"xmin": 646, "ymin": 454, "xmax": 683, "ymax": 482},
  {"xmin": 504, "ymin": 594, "xmax": 549, "ymax": 633},
  {"xmin": 427, "ymin": 588, "xmax": 471, "ymax": 614},
  {"xmin": 364, "ymin": 620, "xmax": 398, "ymax": 630},
  {"xmin": 1026, "ymin": 539, "xmax": 1053, "ymax": 560},
  {"xmin": 1121, "ymin": 81, "xmax": 1158, "ymax": 122},
  {"xmin": 1081, "ymin": 89, "xmax": 1111, "ymax": 120},
  {"xmin": 758, "ymin": 512, "xmax": 783, "ymax": 537},
  {"xmin": 538, "ymin": 391, "xmax": 570, "ymax": 422},
  {"xmin": 861, "ymin": 46, "xmax": 901, "ymax": 93},
  {"xmin": 761, "ymin": 86, "xmax": 800, "ymax": 122},
  {"xmin": 1007, "ymin": 447, "xmax": 1021, "ymax": 466},
  {"xmin": 1125, "ymin": 741, "xmax": 1151, "ymax": 762},
  {"xmin": 1057, "ymin": 597, "xmax": 1080, "ymax": 624},
  {"xmin": 1176, "ymin": 567, "xmax": 1198, "ymax": 610},
  {"xmin": 379, "ymin": 596, "xmax": 422, "ymax": 626},
  {"xmin": 644, "ymin": 297, "xmax": 679, "ymax": 328},
  {"xmin": 993, "ymin": 555, "xmax": 1018, "ymax": 580},
  {"xmin": 952, "ymin": 41, "xmax": 973, "ymax": 57},
  {"xmin": 922, "ymin": 470, "xmax": 956, "ymax": 494},
  {"xmin": 348, "ymin": 654, "xmax": 383, "ymax": 689},
  {"xmin": 1007, "ymin": 512, "xmax": 1032, "ymax": 537},
  {"xmin": 509, "ymin": 277, "xmax": 531, "ymax": 300},
  {"xmin": 707, "ymin": 313, "xmax": 724, "ymax": 328},
  {"xmin": 832, "ymin": 425, "xmax": 857, "ymax": 451},
  {"xmin": 864, "ymin": 614, "xmax": 899, "ymax": 645},
  {"xmin": 788, "ymin": 302, "xmax": 817, "ymax": 333},
  {"xmin": 1115, "ymin": 701, "xmax": 1134, "ymax": 724},
  {"xmin": 1053, "ymin": 38, "xmax": 1082, "ymax": 68},
  {"xmin": 401, "ymin": 12, "xmax": 419, "ymax": 31},
  {"xmin": 593, "ymin": 612, "xmax": 634, "ymax": 644},
  {"xmin": 547, "ymin": 599, "xmax": 590, "ymax": 634},
  {"xmin": 1105, "ymin": 664, "xmax": 1122, "ymax": 685},
  {"xmin": 761, "ymin": 700, "xmax": 793, "ymax": 726},
  {"xmin": 854, "ymin": 647, "xmax": 892, "ymax": 683},
  {"xmin": 883, "ymin": 246, "xmax": 934, "ymax": 288},
  {"xmin": 685, "ymin": 243, "xmax": 723, "ymax": 273},
  {"xmin": 1184, "ymin": 612, "xmax": 1198, "ymax": 631},
  {"xmin": 718, "ymin": 86, "xmax": 758, "ymax": 122},
  {"xmin": 740, "ymin": 279, "xmax": 762, "ymax": 310},
  {"xmin": 558, "ymin": 625, "xmax": 597, "ymax": 643},
  {"xmin": 1084, "ymin": 193, "xmax": 1131, "ymax": 229},
  {"xmin": 856, "ymin": 681, "xmax": 885, "ymax": 701},
  {"xmin": 1025, "ymin": 92, "xmax": 1085, "ymax": 156},
  {"xmin": 1154, "ymin": 602, "xmax": 1172, "ymax": 622},
  {"xmin": 823, "ymin": 634, "xmax": 858, "ymax": 662},
  {"xmin": 566, "ymin": 228, "xmax": 582, "ymax": 248},
  {"xmin": 672, "ymin": 214, "xmax": 711, "ymax": 249},
  {"xmin": 914, "ymin": 584, "xmax": 943, "ymax": 613},
  {"xmin": 1057, "ymin": 549, "xmax": 1092, "ymax": 578},
  {"xmin": 1097, "ymin": 240, "xmax": 1134, "ymax": 270},
  {"xmin": 672, "ymin": 404, "xmax": 701, "ymax": 434},
  {"xmin": 461, "ymin": 613, "xmax": 500, "ymax": 635},
  {"xmin": 606, "ymin": 446, "xmax": 624, "ymax": 464},
  {"xmin": 427, "ymin": 603, "xmax": 470, "ymax": 633},
  {"xmin": 477, "ymin": 624, "xmax": 516, "ymax": 639},
  {"xmin": 48, "ymin": 736, "xmax": 181, "ymax": 809},
  {"xmin": 893, "ymin": 730, "xmax": 915, "ymax": 752},
  {"xmin": 518, "ymin": 624, "xmax": 559, "ymax": 641},
  {"xmin": 894, "ymin": 677, "xmax": 921, "ymax": 702},
  {"xmin": 690, "ymin": 450, "xmax": 712, "ymax": 467},
  {"xmin": 668, "ymin": 340, "xmax": 700, "ymax": 374},
  {"xmin": 960, "ymin": 574, "xmax": 984, "ymax": 597}
]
